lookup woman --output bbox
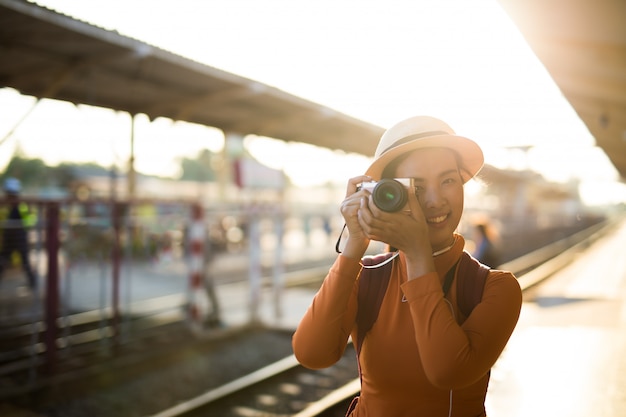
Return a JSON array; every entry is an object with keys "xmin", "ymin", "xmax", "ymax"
[{"xmin": 292, "ymin": 116, "xmax": 522, "ymax": 416}]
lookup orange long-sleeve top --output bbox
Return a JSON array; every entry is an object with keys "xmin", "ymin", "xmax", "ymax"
[{"xmin": 292, "ymin": 235, "xmax": 522, "ymax": 417}]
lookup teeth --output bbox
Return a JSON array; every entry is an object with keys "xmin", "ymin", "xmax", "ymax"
[{"xmin": 428, "ymin": 215, "xmax": 447, "ymax": 224}]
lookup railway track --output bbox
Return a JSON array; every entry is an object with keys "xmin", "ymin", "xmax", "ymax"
[
  {"xmin": 0, "ymin": 220, "xmax": 614, "ymax": 415},
  {"xmin": 0, "ymin": 250, "xmax": 337, "ymax": 399},
  {"xmin": 147, "ymin": 344, "xmax": 358, "ymax": 417}
]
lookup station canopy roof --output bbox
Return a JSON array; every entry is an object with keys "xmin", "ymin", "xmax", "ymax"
[
  {"xmin": 0, "ymin": 0, "xmax": 384, "ymax": 157},
  {"xmin": 498, "ymin": 0, "xmax": 626, "ymax": 180},
  {"xmin": 2, "ymin": 0, "xmax": 625, "ymax": 180}
]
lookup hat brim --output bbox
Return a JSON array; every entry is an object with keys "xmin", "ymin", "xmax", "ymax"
[{"xmin": 364, "ymin": 133, "xmax": 484, "ymax": 182}]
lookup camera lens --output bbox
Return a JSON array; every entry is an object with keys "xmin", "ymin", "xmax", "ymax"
[{"xmin": 372, "ymin": 179, "xmax": 408, "ymax": 212}]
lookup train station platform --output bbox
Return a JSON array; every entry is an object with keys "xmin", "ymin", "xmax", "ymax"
[{"xmin": 486, "ymin": 216, "xmax": 626, "ymax": 416}]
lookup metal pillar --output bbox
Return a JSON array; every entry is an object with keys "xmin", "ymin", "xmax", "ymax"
[
  {"xmin": 218, "ymin": 131, "xmax": 245, "ymax": 199},
  {"xmin": 44, "ymin": 202, "xmax": 60, "ymax": 374},
  {"xmin": 248, "ymin": 206, "xmax": 262, "ymax": 323},
  {"xmin": 272, "ymin": 207, "xmax": 285, "ymax": 321},
  {"xmin": 111, "ymin": 202, "xmax": 124, "ymax": 344},
  {"xmin": 127, "ymin": 114, "xmax": 137, "ymax": 199}
]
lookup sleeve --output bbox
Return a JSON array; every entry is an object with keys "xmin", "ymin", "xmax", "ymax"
[
  {"xmin": 400, "ymin": 270, "xmax": 522, "ymax": 389},
  {"xmin": 292, "ymin": 255, "xmax": 361, "ymax": 370}
]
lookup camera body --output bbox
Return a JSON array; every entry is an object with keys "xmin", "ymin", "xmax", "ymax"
[{"xmin": 359, "ymin": 178, "xmax": 414, "ymax": 212}]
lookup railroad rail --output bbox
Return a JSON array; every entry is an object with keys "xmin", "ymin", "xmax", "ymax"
[
  {"xmin": 0, "ymin": 259, "xmax": 334, "ymax": 399},
  {"xmin": 149, "ymin": 345, "xmax": 358, "ymax": 417}
]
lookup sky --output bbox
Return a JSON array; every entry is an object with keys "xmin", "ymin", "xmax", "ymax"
[{"xmin": 1, "ymin": 0, "xmax": 625, "ymax": 205}]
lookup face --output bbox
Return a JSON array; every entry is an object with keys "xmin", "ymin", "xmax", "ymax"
[{"xmin": 393, "ymin": 147, "xmax": 464, "ymax": 251}]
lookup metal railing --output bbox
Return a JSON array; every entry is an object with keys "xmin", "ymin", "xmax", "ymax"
[{"xmin": 0, "ymin": 196, "xmax": 339, "ymax": 383}]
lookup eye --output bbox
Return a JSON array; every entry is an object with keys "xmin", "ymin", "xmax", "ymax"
[
  {"xmin": 413, "ymin": 185, "xmax": 425, "ymax": 195},
  {"xmin": 442, "ymin": 175, "xmax": 460, "ymax": 186}
]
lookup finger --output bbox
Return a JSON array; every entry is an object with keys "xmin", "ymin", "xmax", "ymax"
[
  {"xmin": 357, "ymin": 196, "xmax": 374, "ymax": 230},
  {"xmin": 359, "ymin": 197, "xmax": 395, "ymax": 241},
  {"xmin": 340, "ymin": 198, "xmax": 360, "ymax": 223},
  {"xmin": 345, "ymin": 175, "xmax": 372, "ymax": 197},
  {"xmin": 342, "ymin": 195, "xmax": 369, "ymax": 229},
  {"xmin": 406, "ymin": 185, "xmax": 425, "ymax": 221}
]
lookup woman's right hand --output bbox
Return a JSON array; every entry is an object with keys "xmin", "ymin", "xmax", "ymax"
[{"xmin": 339, "ymin": 175, "xmax": 372, "ymax": 259}]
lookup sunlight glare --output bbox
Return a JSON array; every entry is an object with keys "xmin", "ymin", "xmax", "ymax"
[{"xmin": 1, "ymin": 0, "xmax": 622, "ymax": 204}]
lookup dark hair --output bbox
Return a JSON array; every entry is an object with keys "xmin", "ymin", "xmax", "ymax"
[{"xmin": 380, "ymin": 147, "xmax": 471, "ymax": 181}]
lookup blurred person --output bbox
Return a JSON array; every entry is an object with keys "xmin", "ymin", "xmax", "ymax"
[
  {"xmin": 292, "ymin": 116, "xmax": 522, "ymax": 416},
  {"xmin": 322, "ymin": 215, "xmax": 333, "ymax": 242},
  {"xmin": 0, "ymin": 177, "xmax": 38, "ymax": 291},
  {"xmin": 472, "ymin": 222, "xmax": 501, "ymax": 268}
]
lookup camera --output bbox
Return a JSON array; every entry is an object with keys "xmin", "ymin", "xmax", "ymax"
[{"xmin": 359, "ymin": 178, "xmax": 414, "ymax": 212}]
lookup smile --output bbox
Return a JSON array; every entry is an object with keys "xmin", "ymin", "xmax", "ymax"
[{"xmin": 427, "ymin": 214, "xmax": 448, "ymax": 224}]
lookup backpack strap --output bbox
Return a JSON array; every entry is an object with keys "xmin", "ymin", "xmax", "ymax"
[
  {"xmin": 355, "ymin": 252, "xmax": 395, "ymax": 357},
  {"xmin": 456, "ymin": 251, "xmax": 491, "ymax": 320}
]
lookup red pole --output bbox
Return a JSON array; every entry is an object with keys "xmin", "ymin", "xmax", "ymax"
[
  {"xmin": 44, "ymin": 202, "xmax": 60, "ymax": 374},
  {"xmin": 188, "ymin": 203, "xmax": 206, "ymax": 332},
  {"xmin": 111, "ymin": 202, "xmax": 123, "ymax": 344}
]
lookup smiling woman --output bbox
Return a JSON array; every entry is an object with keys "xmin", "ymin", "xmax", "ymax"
[{"xmin": 292, "ymin": 115, "xmax": 523, "ymax": 417}]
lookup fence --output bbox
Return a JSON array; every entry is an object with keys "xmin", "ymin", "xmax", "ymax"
[{"xmin": 0, "ymin": 196, "xmax": 338, "ymax": 381}]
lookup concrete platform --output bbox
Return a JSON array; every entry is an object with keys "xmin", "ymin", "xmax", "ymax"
[{"xmin": 486, "ymin": 217, "xmax": 626, "ymax": 417}]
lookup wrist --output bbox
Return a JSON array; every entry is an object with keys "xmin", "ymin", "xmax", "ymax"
[
  {"xmin": 403, "ymin": 247, "xmax": 435, "ymax": 280},
  {"xmin": 341, "ymin": 237, "xmax": 370, "ymax": 260}
]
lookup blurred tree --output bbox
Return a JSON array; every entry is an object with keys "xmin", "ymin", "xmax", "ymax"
[
  {"xmin": 0, "ymin": 155, "xmax": 106, "ymax": 192},
  {"xmin": 0, "ymin": 153, "xmax": 48, "ymax": 189},
  {"xmin": 52, "ymin": 163, "xmax": 77, "ymax": 187},
  {"xmin": 1, "ymin": 148, "xmax": 219, "ymax": 192},
  {"xmin": 179, "ymin": 149, "xmax": 217, "ymax": 182}
]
